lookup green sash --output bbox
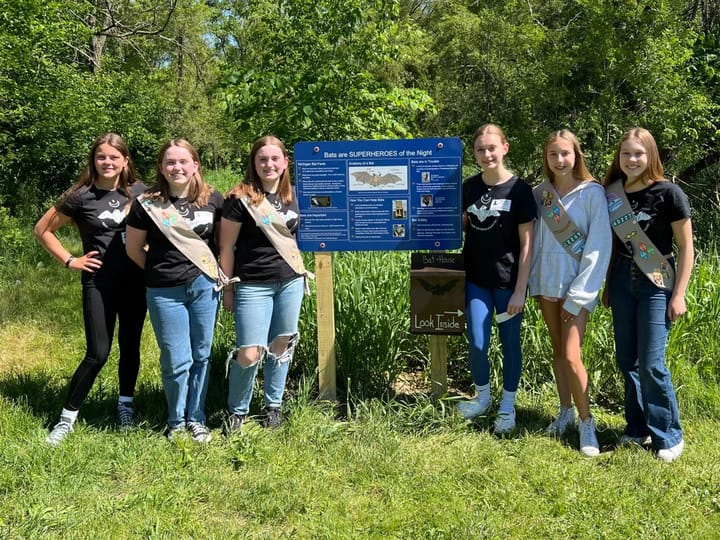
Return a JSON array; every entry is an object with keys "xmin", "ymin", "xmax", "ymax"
[{"xmin": 605, "ymin": 181, "xmax": 674, "ymax": 290}]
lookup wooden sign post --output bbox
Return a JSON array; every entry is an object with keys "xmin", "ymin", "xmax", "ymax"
[{"xmin": 315, "ymin": 252, "xmax": 337, "ymax": 401}]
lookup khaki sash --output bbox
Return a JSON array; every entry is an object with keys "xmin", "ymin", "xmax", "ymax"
[
  {"xmin": 605, "ymin": 180, "xmax": 674, "ymax": 290},
  {"xmin": 535, "ymin": 181, "xmax": 585, "ymax": 261},
  {"xmin": 139, "ymin": 195, "xmax": 234, "ymax": 290},
  {"xmin": 240, "ymin": 195, "xmax": 314, "ymax": 293}
]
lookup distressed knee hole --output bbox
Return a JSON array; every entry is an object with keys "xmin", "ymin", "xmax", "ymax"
[
  {"xmin": 235, "ymin": 345, "xmax": 264, "ymax": 368},
  {"xmin": 269, "ymin": 333, "xmax": 299, "ymax": 363}
]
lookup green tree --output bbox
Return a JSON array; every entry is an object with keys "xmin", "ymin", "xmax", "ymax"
[{"xmin": 215, "ymin": 0, "xmax": 435, "ymax": 153}]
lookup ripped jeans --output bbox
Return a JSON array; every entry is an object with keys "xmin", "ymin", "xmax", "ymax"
[{"xmin": 227, "ymin": 276, "xmax": 304, "ymax": 416}]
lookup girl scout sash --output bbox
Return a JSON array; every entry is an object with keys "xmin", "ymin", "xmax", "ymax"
[
  {"xmin": 535, "ymin": 181, "xmax": 585, "ymax": 261},
  {"xmin": 240, "ymin": 195, "xmax": 314, "ymax": 293},
  {"xmin": 139, "ymin": 195, "xmax": 234, "ymax": 290},
  {"xmin": 605, "ymin": 180, "xmax": 674, "ymax": 290}
]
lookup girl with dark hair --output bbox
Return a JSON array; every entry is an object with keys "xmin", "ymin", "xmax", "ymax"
[
  {"xmin": 35, "ymin": 133, "xmax": 147, "ymax": 445},
  {"xmin": 126, "ymin": 139, "xmax": 223, "ymax": 443}
]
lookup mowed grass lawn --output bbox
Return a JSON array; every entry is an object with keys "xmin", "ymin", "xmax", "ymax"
[{"xmin": 1, "ymin": 242, "xmax": 720, "ymax": 538}]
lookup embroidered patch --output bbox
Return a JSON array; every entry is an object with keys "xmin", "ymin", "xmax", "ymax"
[
  {"xmin": 552, "ymin": 205, "xmax": 561, "ymax": 223},
  {"xmin": 541, "ymin": 190, "xmax": 553, "ymax": 207},
  {"xmin": 612, "ymin": 212, "xmax": 634, "ymax": 227},
  {"xmin": 606, "ymin": 193, "xmax": 622, "ymax": 213},
  {"xmin": 160, "ymin": 210, "xmax": 176, "ymax": 228}
]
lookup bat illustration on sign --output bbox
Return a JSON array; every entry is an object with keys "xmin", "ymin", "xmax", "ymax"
[
  {"xmin": 417, "ymin": 278, "xmax": 459, "ymax": 295},
  {"xmin": 466, "ymin": 204, "xmax": 500, "ymax": 222},
  {"xmin": 351, "ymin": 172, "xmax": 403, "ymax": 187}
]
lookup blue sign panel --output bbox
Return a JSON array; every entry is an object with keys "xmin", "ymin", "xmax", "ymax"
[{"xmin": 294, "ymin": 138, "xmax": 463, "ymax": 252}]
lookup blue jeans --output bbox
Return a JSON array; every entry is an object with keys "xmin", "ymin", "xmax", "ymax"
[
  {"xmin": 227, "ymin": 276, "xmax": 304, "ymax": 416},
  {"xmin": 609, "ymin": 256, "xmax": 682, "ymax": 450},
  {"xmin": 465, "ymin": 281, "xmax": 523, "ymax": 392},
  {"xmin": 147, "ymin": 274, "xmax": 219, "ymax": 428}
]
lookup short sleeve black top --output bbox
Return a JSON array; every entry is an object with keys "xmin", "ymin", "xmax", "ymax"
[
  {"xmin": 56, "ymin": 182, "xmax": 146, "ymax": 286},
  {"xmin": 462, "ymin": 173, "xmax": 536, "ymax": 288},
  {"xmin": 616, "ymin": 180, "xmax": 691, "ymax": 257},
  {"xmin": 126, "ymin": 189, "xmax": 224, "ymax": 287},
  {"xmin": 222, "ymin": 191, "xmax": 300, "ymax": 283}
]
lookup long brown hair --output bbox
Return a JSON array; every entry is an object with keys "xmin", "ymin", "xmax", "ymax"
[
  {"xmin": 146, "ymin": 138, "xmax": 213, "ymax": 207},
  {"xmin": 603, "ymin": 128, "xmax": 665, "ymax": 187},
  {"xmin": 543, "ymin": 129, "xmax": 595, "ymax": 183},
  {"xmin": 58, "ymin": 133, "xmax": 138, "ymax": 205},
  {"xmin": 227, "ymin": 136, "xmax": 292, "ymax": 206}
]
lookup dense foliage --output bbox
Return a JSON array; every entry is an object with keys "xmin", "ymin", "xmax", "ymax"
[{"xmin": 1, "ymin": 0, "xmax": 718, "ymax": 230}]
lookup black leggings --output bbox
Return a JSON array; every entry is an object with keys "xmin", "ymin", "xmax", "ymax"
[{"xmin": 64, "ymin": 281, "xmax": 147, "ymax": 410}]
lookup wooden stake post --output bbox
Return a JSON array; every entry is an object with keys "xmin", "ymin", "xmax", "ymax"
[
  {"xmin": 429, "ymin": 334, "xmax": 448, "ymax": 398},
  {"xmin": 315, "ymin": 252, "xmax": 337, "ymax": 401}
]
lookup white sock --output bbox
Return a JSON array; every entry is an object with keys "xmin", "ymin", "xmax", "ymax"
[
  {"xmin": 499, "ymin": 389, "xmax": 516, "ymax": 413},
  {"xmin": 475, "ymin": 383, "xmax": 490, "ymax": 403},
  {"xmin": 118, "ymin": 396, "xmax": 134, "ymax": 407},
  {"xmin": 60, "ymin": 408, "xmax": 79, "ymax": 425}
]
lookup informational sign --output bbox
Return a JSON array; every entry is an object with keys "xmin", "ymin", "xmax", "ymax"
[
  {"xmin": 410, "ymin": 252, "xmax": 465, "ymax": 335},
  {"xmin": 294, "ymin": 138, "xmax": 463, "ymax": 252}
]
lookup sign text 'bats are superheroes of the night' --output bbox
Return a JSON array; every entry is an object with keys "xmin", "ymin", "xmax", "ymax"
[{"xmin": 294, "ymin": 138, "xmax": 463, "ymax": 252}]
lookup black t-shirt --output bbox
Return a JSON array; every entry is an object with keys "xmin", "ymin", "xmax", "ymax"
[
  {"xmin": 57, "ymin": 182, "xmax": 146, "ymax": 287},
  {"xmin": 616, "ymin": 180, "xmax": 691, "ymax": 256},
  {"xmin": 127, "ymin": 190, "xmax": 224, "ymax": 287},
  {"xmin": 462, "ymin": 173, "xmax": 536, "ymax": 288},
  {"xmin": 222, "ymin": 191, "xmax": 300, "ymax": 283}
]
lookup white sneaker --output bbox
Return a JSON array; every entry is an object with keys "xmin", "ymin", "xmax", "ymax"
[
  {"xmin": 187, "ymin": 422, "xmax": 212, "ymax": 443},
  {"xmin": 656, "ymin": 439, "xmax": 684, "ymax": 463},
  {"xmin": 619, "ymin": 434, "xmax": 652, "ymax": 446},
  {"xmin": 494, "ymin": 408, "xmax": 516, "ymax": 434},
  {"xmin": 545, "ymin": 406, "xmax": 576, "ymax": 436},
  {"xmin": 578, "ymin": 416, "xmax": 600, "ymax": 457},
  {"xmin": 457, "ymin": 397, "xmax": 491, "ymax": 420},
  {"xmin": 46, "ymin": 419, "xmax": 74, "ymax": 446}
]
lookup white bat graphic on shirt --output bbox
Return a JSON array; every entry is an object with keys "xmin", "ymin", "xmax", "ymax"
[
  {"xmin": 466, "ymin": 204, "xmax": 500, "ymax": 223},
  {"xmin": 98, "ymin": 209, "xmax": 126, "ymax": 226},
  {"xmin": 281, "ymin": 209, "xmax": 299, "ymax": 224},
  {"xmin": 636, "ymin": 211, "xmax": 651, "ymax": 223},
  {"xmin": 186, "ymin": 211, "xmax": 213, "ymax": 231}
]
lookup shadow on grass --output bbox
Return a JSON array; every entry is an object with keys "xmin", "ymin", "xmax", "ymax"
[{"xmin": 0, "ymin": 369, "xmax": 168, "ymax": 431}]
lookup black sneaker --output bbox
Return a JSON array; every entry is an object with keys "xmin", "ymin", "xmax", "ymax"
[
  {"xmin": 262, "ymin": 407, "xmax": 283, "ymax": 429},
  {"xmin": 117, "ymin": 403, "xmax": 134, "ymax": 430},
  {"xmin": 223, "ymin": 413, "xmax": 246, "ymax": 437}
]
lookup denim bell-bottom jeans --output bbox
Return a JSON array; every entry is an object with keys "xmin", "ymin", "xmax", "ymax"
[
  {"xmin": 465, "ymin": 281, "xmax": 523, "ymax": 392},
  {"xmin": 147, "ymin": 273, "xmax": 219, "ymax": 428},
  {"xmin": 609, "ymin": 256, "xmax": 683, "ymax": 450},
  {"xmin": 227, "ymin": 276, "xmax": 304, "ymax": 416}
]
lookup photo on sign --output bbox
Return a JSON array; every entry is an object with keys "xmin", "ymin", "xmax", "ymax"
[
  {"xmin": 393, "ymin": 200, "xmax": 407, "ymax": 219},
  {"xmin": 393, "ymin": 223, "xmax": 406, "ymax": 237},
  {"xmin": 349, "ymin": 166, "xmax": 408, "ymax": 191},
  {"xmin": 310, "ymin": 195, "xmax": 332, "ymax": 207},
  {"xmin": 421, "ymin": 194, "xmax": 433, "ymax": 207}
]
